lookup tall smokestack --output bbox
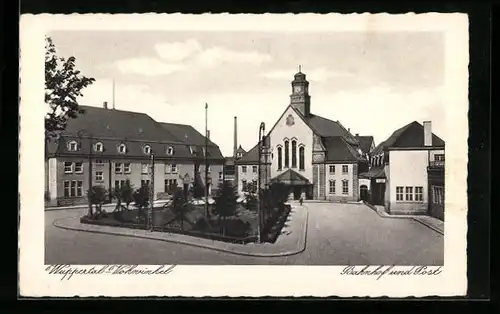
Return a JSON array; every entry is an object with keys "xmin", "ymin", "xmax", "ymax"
[
  {"xmin": 233, "ymin": 116, "xmax": 238, "ymax": 157},
  {"xmin": 206, "ymin": 130, "xmax": 210, "ymax": 140},
  {"xmin": 423, "ymin": 121, "xmax": 432, "ymax": 146}
]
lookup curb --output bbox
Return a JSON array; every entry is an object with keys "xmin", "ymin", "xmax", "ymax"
[
  {"xmin": 52, "ymin": 206, "xmax": 308, "ymax": 258},
  {"xmin": 362, "ymin": 201, "xmax": 444, "ymax": 235},
  {"xmin": 412, "ymin": 218, "xmax": 444, "ymax": 235}
]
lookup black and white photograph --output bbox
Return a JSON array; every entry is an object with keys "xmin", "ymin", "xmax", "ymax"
[{"xmin": 19, "ymin": 13, "xmax": 469, "ymax": 297}]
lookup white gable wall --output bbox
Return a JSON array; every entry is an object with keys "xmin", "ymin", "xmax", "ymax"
[{"xmin": 268, "ymin": 107, "xmax": 314, "ymax": 183}]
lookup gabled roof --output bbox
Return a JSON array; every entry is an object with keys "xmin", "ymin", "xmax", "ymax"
[
  {"xmin": 61, "ymin": 105, "xmax": 181, "ymax": 143},
  {"xmin": 235, "ymin": 137, "xmax": 270, "ymax": 165},
  {"xmin": 372, "ymin": 121, "xmax": 445, "ymax": 155},
  {"xmin": 159, "ymin": 122, "xmax": 217, "ymax": 147},
  {"xmin": 49, "ymin": 105, "xmax": 224, "ymax": 160},
  {"xmin": 322, "ymin": 136, "xmax": 367, "ymax": 163},
  {"xmin": 306, "ymin": 114, "xmax": 358, "ymax": 145},
  {"xmin": 235, "ymin": 145, "xmax": 246, "ymax": 155},
  {"xmin": 357, "ymin": 136, "xmax": 375, "ymax": 154},
  {"xmin": 270, "ymin": 168, "xmax": 311, "ymax": 185}
]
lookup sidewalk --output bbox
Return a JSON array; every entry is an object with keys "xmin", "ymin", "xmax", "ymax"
[
  {"xmin": 52, "ymin": 204, "xmax": 309, "ymax": 257},
  {"xmin": 369, "ymin": 204, "xmax": 444, "ymax": 235}
]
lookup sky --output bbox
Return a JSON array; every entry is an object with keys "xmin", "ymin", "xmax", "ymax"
[{"xmin": 49, "ymin": 30, "xmax": 446, "ymax": 157}]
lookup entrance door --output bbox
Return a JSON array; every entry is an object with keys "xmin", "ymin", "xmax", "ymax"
[
  {"xmin": 360, "ymin": 185, "xmax": 369, "ymax": 201},
  {"xmin": 372, "ymin": 182, "xmax": 386, "ymax": 205},
  {"xmin": 293, "ymin": 186, "xmax": 302, "ymax": 200}
]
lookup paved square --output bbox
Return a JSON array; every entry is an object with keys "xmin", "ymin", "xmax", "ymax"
[{"xmin": 45, "ymin": 203, "xmax": 443, "ymax": 265}]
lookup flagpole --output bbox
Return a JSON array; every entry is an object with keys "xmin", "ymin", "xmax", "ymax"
[{"xmin": 205, "ymin": 103, "xmax": 209, "ymax": 218}]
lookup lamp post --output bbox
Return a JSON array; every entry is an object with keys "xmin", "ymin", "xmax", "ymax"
[
  {"xmin": 257, "ymin": 122, "xmax": 266, "ymax": 243},
  {"xmin": 149, "ymin": 151, "xmax": 155, "ymax": 231},
  {"xmin": 77, "ymin": 129, "xmax": 93, "ymax": 217},
  {"xmin": 204, "ymin": 103, "xmax": 210, "ymax": 218}
]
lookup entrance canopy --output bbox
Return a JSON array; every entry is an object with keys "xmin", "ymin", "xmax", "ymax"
[{"xmin": 270, "ymin": 169, "xmax": 311, "ymax": 186}]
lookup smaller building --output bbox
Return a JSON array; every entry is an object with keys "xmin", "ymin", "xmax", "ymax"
[{"xmin": 360, "ymin": 121, "xmax": 445, "ymax": 219}]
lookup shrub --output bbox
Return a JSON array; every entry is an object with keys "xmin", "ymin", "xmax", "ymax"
[
  {"xmin": 113, "ymin": 179, "xmax": 134, "ymax": 210},
  {"xmin": 212, "ymin": 181, "xmax": 239, "ymax": 235},
  {"xmin": 87, "ymin": 185, "xmax": 108, "ymax": 216},
  {"xmin": 190, "ymin": 172, "xmax": 206, "ymax": 199},
  {"xmin": 171, "ymin": 186, "xmax": 187, "ymax": 230}
]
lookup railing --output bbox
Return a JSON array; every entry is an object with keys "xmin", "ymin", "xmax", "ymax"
[{"xmin": 429, "ymin": 160, "xmax": 445, "ymax": 168}]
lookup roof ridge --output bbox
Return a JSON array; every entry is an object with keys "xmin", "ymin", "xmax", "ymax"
[{"xmin": 339, "ymin": 136, "xmax": 362, "ymax": 160}]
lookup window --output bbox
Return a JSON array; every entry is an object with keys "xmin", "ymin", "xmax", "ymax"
[
  {"xmin": 74, "ymin": 162, "xmax": 83, "ymax": 173},
  {"xmin": 115, "ymin": 163, "xmax": 123, "ymax": 174},
  {"xmin": 195, "ymin": 164, "xmax": 200, "ymax": 173},
  {"xmin": 236, "ymin": 152, "xmax": 242, "ymax": 158},
  {"xmin": 189, "ymin": 146, "xmax": 195, "ymax": 155},
  {"xmin": 329, "ymin": 180, "xmax": 336, "ymax": 194},
  {"xmin": 342, "ymin": 180, "xmax": 349, "ymax": 195},
  {"xmin": 64, "ymin": 180, "xmax": 83, "ymax": 197},
  {"xmin": 435, "ymin": 154, "xmax": 445, "ymax": 161},
  {"xmin": 141, "ymin": 163, "xmax": 149, "ymax": 174},
  {"xmin": 329, "ymin": 165, "xmax": 335, "ymax": 174},
  {"xmin": 124, "ymin": 163, "xmax": 131, "ymax": 173},
  {"xmin": 207, "ymin": 165, "xmax": 211, "ymax": 173},
  {"xmin": 252, "ymin": 180, "xmax": 258, "ymax": 192},
  {"xmin": 242, "ymin": 166, "xmax": 247, "ymax": 173},
  {"xmin": 432, "ymin": 186, "xmax": 445, "ymax": 205},
  {"xmin": 94, "ymin": 142, "xmax": 103, "ymax": 152},
  {"xmin": 299, "ymin": 146, "xmax": 305, "ymax": 170},
  {"xmin": 277, "ymin": 146, "xmax": 283, "ymax": 170},
  {"xmin": 415, "ymin": 186, "xmax": 424, "ymax": 202},
  {"xmin": 118, "ymin": 144, "xmax": 127, "ymax": 154},
  {"xmin": 396, "ymin": 186, "xmax": 404, "ymax": 201},
  {"xmin": 115, "ymin": 180, "xmax": 126, "ymax": 189},
  {"xmin": 68, "ymin": 141, "xmax": 78, "ymax": 151},
  {"xmin": 218, "ymin": 172, "xmax": 223, "ymax": 180},
  {"xmin": 342, "ymin": 165, "xmax": 348, "ymax": 174},
  {"xmin": 202, "ymin": 147, "xmax": 206, "ymax": 156},
  {"xmin": 405, "ymin": 187, "xmax": 413, "ymax": 201},
  {"xmin": 95, "ymin": 171, "xmax": 104, "ymax": 182},
  {"xmin": 284, "ymin": 140, "xmax": 289, "ymax": 168},
  {"xmin": 64, "ymin": 162, "xmax": 73, "ymax": 173},
  {"xmin": 165, "ymin": 179, "xmax": 177, "ymax": 193},
  {"xmin": 291, "ymin": 140, "xmax": 297, "ymax": 168},
  {"xmin": 141, "ymin": 179, "xmax": 150, "ymax": 187},
  {"xmin": 252, "ymin": 165, "xmax": 258, "ymax": 173},
  {"xmin": 95, "ymin": 159, "xmax": 104, "ymax": 165},
  {"xmin": 242, "ymin": 180, "xmax": 247, "ymax": 192},
  {"xmin": 143, "ymin": 145, "xmax": 151, "ymax": 155},
  {"xmin": 171, "ymin": 164, "xmax": 177, "ymax": 173},
  {"xmin": 166, "ymin": 146, "xmax": 174, "ymax": 155}
]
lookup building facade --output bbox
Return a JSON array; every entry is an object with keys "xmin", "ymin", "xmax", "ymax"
[
  {"xmin": 45, "ymin": 105, "xmax": 225, "ymax": 206},
  {"xmin": 361, "ymin": 120, "xmax": 445, "ymax": 219},
  {"xmin": 234, "ymin": 71, "xmax": 372, "ymax": 201}
]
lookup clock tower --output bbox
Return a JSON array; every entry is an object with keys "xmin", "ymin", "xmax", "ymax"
[{"xmin": 290, "ymin": 66, "xmax": 311, "ymax": 117}]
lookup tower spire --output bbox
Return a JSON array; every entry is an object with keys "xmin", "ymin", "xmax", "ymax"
[{"xmin": 298, "ymin": 64, "xmax": 301, "ymax": 72}]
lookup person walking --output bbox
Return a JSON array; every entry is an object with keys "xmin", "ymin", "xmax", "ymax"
[{"xmin": 299, "ymin": 196, "xmax": 303, "ymax": 206}]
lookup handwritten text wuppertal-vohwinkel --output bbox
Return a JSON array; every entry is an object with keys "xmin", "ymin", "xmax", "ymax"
[{"xmin": 45, "ymin": 264, "xmax": 177, "ymax": 280}]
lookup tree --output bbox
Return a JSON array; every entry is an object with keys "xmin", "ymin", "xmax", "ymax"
[
  {"xmin": 113, "ymin": 180, "xmax": 134, "ymax": 211},
  {"xmin": 190, "ymin": 172, "xmax": 205, "ymax": 199},
  {"xmin": 87, "ymin": 186, "xmax": 108, "ymax": 217},
  {"xmin": 132, "ymin": 186, "xmax": 150, "ymax": 221},
  {"xmin": 212, "ymin": 181, "xmax": 239, "ymax": 236},
  {"xmin": 45, "ymin": 36, "xmax": 95, "ymax": 138},
  {"xmin": 171, "ymin": 186, "xmax": 187, "ymax": 230}
]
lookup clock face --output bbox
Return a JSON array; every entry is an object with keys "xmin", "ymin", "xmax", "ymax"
[{"xmin": 294, "ymin": 85, "xmax": 303, "ymax": 93}]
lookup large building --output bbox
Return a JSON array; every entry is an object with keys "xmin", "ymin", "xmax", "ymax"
[
  {"xmin": 361, "ymin": 120, "xmax": 445, "ymax": 219},
  {"xmin": 45, "ymin": 104, "xmax": 225, "ymax": 206},
  {"xmin": 234, "ymin": 71, "xmax": 374, "ymax": 201}
]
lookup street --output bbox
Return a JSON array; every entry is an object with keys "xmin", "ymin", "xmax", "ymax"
[{"xmin": 45, "ymin": 203, "xmax": 443, "ymax": 265}]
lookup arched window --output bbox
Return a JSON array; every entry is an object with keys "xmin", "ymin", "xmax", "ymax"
[
  {"xmin": 94, "ymin": 142, "xmax": 103, "ymax": 152},
  {"xmin": 118, "ymin": 143, "xmax": 127, "ymax": 154},
  {"xmin": 284, "ymin": 140, "xmax": 289, "ymax": 168},
  {"xmin": 143, "ymin": 145, "xmax": 151, "ymax": 155},
  {"xmin": 68, "ymin": 140, "xmax": 78, "ymax": 152},
  {"xmin": 166, "ymin": 146, "xmax": 174, "ymax": 155},
  {"xmin": 291, "ymin": 140, "xmax": 297, "ymax": 168},
  {"xmin": 299, "ymin": 146, "xmax": 305, "ymax": 170},
  {"xmin": 277, "ymin": 146, "xmax": 283, "ymax": 170}
]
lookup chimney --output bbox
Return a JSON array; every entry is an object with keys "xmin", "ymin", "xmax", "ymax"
[
  {"xmin": 423, "ymin": 121, "xmax": 432, "ymax": 146},
  {"xmin": 355, "ymin": 133, "xmax": 359, "ymax": 137},
  {"xmin": 233, "ymin": 116, "xmax": 238, "ymax": 157},
  {"xmin": 206, "ymin": 130, "xmax": 210, "ymax": 139},
  {"xmin": 103, "ymin": 101, "xmax": 108, "ymax": 109}
]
